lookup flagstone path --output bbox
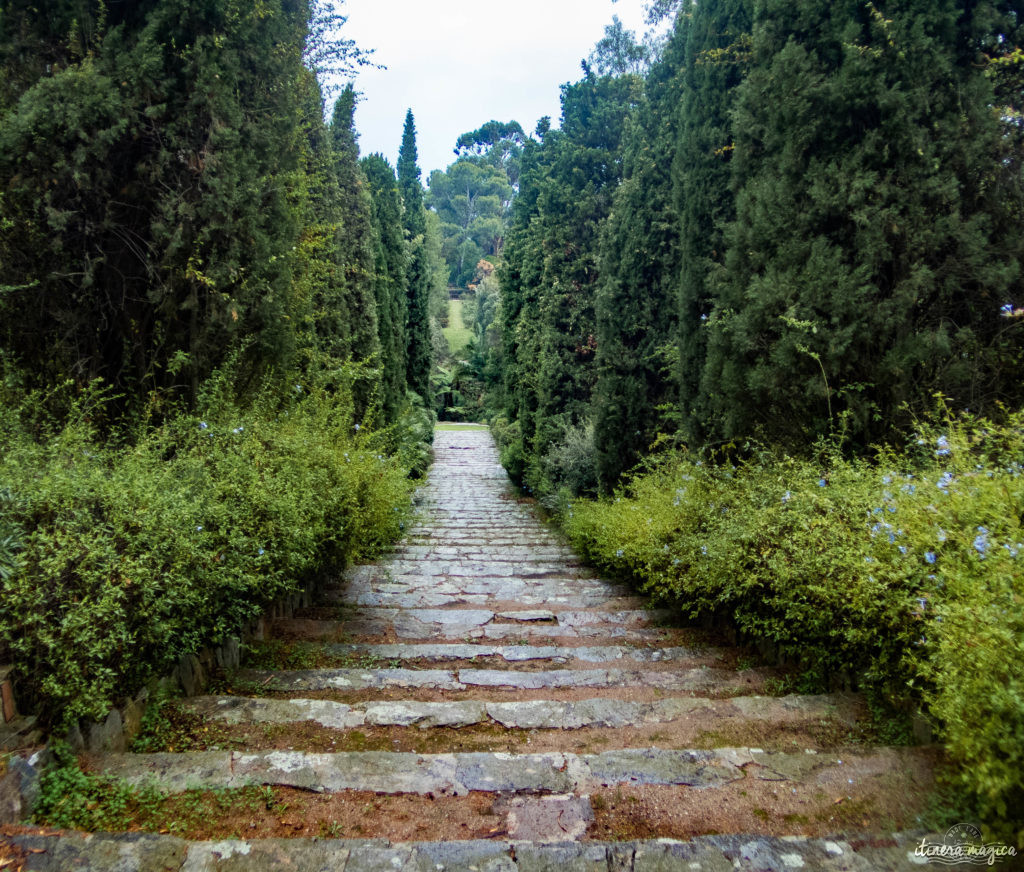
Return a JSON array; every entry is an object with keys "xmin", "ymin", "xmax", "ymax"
[{"xmin": 3, "ymin": 425, "xmax": 943, "ymax": 870}]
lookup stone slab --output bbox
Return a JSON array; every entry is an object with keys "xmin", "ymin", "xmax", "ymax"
[
  {"xmin": 1, "ymin": 833, "xmax": 928, "ymax": 871},
  {"xmin": 361, "ymin": 700, "xmax": 487, "ymax": 728},
  {"xmin": 495, "ymin": 610, "xmax": 557, "ymax": 622},
  {"xmin": 502, "ymin": 794, "xmax": 594, "ymax": 842},
  {"xmin": 184, "ymin": 697, "xmax": 365, "ymax": 729},
  {"xmin": 234, "ymin": 668, "xmax": 464, "ymax": 692},
  {"xmin": 93, "ymin": 747, "xmax": 835, "ymax": 795},
  {"xmin": 579, "ymin": 748, "xmax": 743, "ymax": 789}
]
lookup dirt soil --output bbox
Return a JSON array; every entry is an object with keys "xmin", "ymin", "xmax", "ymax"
[
  {"xmin": 26, "ymin": 747, "xmax": 939, "ymax": 845},
  {"xmin": 163, "ymin": 712, "xmax": 880, "ymax": 757}
]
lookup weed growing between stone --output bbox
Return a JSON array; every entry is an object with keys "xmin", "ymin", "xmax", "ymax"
[
  {"xmin": 33, "ymin": 743, "xmax": 271, "ymax": 835},
  {"xmin": 560, "ymin": 409, "xmax": 1024, "ymax": 842}
]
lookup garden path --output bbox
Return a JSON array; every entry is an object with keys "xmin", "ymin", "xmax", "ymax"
[{"xmin": 6, "ymin": 426, "xmax": 939, "ymax": 870}]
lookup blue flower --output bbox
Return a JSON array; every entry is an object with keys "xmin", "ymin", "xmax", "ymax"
[
  {"xmin": 936, "ymin": 529, "xmax": 947, "ymax": 542},
  {"xmin": 901, "ymin": 483, "xmax": 916, "ymax": 495},
  {"xmin": 701, "ymin": 545, "xmax": 708, "ymax": 555},
  {"xmin": 258, "ymin": 548, "xmax": 265, "ymax": 556},
  {"xmin": 936, "ymin": 472, "xmax": 953, "ymax": 492},
  {"xmin": 615, "ymin": 549, "xmax": 624, "ymax": 558},
  {"xmin": 1001, "ymin": 302, "xmax": 1014, "ymax": 315},
  {"xmin": 925, "ymin": 551, "xmax": 937, "ymax": 564},
  {"xmin": 881, "ymin": 474, "xmax": 892, "ymax": 485},
  {"xmin": 974, "ymin": 527, "xmax": 990, "ymax": 557},
  {"xmin": 935, "ymin": 435, "xmax": 951, "ymax": 457},
  {"xmin": 782, "ymin": 491, "xmax": 792, "ymax": 504},
  {"xmin": 196, "ymin": 525, "xmax": 203, "ymax": 532},
  {"xmin": 354, "ymin": 423, "xmax": 360, "ymax": 432},
  {"xmin": 199, "ymin": 421, "xmax": 209, "ymax": 430},
  {"xmin": 898, "ymin": 545, "xmax": 908, "ymax": 554},
  {"xmin": 818, "ymin": 478, "xmax": 827, "ymax": 488}
]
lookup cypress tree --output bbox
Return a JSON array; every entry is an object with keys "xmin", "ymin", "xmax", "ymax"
[
  {"xmin": 498, "ymin": 129, "xmax": 549, "ymax": 482},
  {"xmin": 701, "ymin": 0, "xmax": 1022, "ymax": 447},
  {"xmin": 362, "ymin": 153, "xmax": 409, "ymax": 422},
  {"xmin": 328, "ymin": 85, "xmax": 381, "ymax": 414},
  {"xmin": 499, "ymin": 70, "xmax": 640, "ymax": 492},
  {"xmin": 672, "ymin": 0, "xmax": 753, "ymax": 445},
  {"xmin": 593, "ymin": 13, "xmax": 690, "ymax": 490},
  {"xmin": 397, "ymin": 109, "xmax": 432, "ymax": 403},
  {"xmin": 0, "ymin": 0, "xmax": 312, "ymax": 404},
  {"xmin": 533, "ymin": 71, "xmax": 640, "ymax": 475}
]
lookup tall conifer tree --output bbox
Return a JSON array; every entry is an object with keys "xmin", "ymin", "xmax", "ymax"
[
  {"xmin": 363, "ymin": 153, "xmax": 410, "ymax": 422},
  {"xmin": 397, "ymin": 109, "xmax": 432, "ymax": 403},
  {"xmin": 0, "ymin": 0, "xmax": 313, "ymax": 403},
  {"xmin": 593, "ymin": 15, "xmax": 689, "ymax": 490},
  {"xmin": 500, "ymin": 71, "xmax": 640, "ymax": 491},
  {"xmin": 701, "ymin": 0, "xmax": 1021, "ymax": 446},
  {"xmin": 672, "ymin": 0, "xmax": 752, "ymax": 445},
  {"xmin": 328, "ymin": 86, "xmax": 381, "ymax": 414}
]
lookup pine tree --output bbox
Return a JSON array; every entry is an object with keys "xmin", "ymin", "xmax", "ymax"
[
  {"xmin": 397, "ymin": 109, "xmax": 432, "ymax": 403},
  {"xmin": 362, "ymin": 153, "xmax": 409, "ymax": 422}
]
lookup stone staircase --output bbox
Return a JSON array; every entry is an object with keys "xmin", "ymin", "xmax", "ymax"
[{"xmin": 2, "ymin": 426, "xmax": 941, "ymax": 870}]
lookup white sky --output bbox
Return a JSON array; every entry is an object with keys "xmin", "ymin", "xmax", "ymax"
[{"xmin": 333, "ymin": 0, "xmax": 651, "ymax": 177}]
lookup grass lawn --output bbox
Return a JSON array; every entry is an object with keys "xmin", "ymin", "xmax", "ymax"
[{"xmin": 442, "ymin": 299, "xmax": 473, "ymax": 353}]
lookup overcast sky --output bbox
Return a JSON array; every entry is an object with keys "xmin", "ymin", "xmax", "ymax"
[{"xmin": 333, "ymin": 0, "xmax": 651, "ymax": 178}]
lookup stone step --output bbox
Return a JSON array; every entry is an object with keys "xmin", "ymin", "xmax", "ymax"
[
  {"xmin": 337, "ymin": 572, "xmax": 635, "ymax": 601},
  {"xmin": 337, "ymin": 590, "xmax": 648, "ymax": 609},
  {"xmin": 342, "ymin": 566, "xmax": 626, "ymax": 591},
  {"xmin": 359, "ymin": 561, "xmax": 595, "ymax": 579},
  {"xmin": 388, "ymin": 546, "xmax": 581, "ymax": 560},
  {"xmin": 95, "ymin": 746, "xmax": 877, "ymax": 795},
  {"xmin": 322, "ymin": 642, "xmax": 721, "ymax": 665},
  {"xmin": 0, "ymin": 831, "xmax": 930, "ymax": 871},
  {"xmin": 231, "ymin": 666, "xmax": 751, "ymax": 694},
  {"xmin": 179, "ymin": 693, "xmax": 856, "ymax": 731},
  {"xmin": 305, "ymin": 607, "xmax": 671, "ymax": 640},
  {"xmin": 405, "ymin": 535, "xmax": 566, "ymax": 546},
  {"xmin": 274, "ymin": 616, "xmax": 683, "ymax": 644}
]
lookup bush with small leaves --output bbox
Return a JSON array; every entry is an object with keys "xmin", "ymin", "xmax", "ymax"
[{"xmin": 560, "ymin": 410, "xmax": 1023, "ymax": 841}]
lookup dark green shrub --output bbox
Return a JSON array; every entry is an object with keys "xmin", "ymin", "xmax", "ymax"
[{"xmin": 540, "ymin": 422, "xmax": 599, "ymax": 505}]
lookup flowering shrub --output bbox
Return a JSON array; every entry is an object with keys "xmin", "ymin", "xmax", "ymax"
[
  {"xmin": 0, "ymin": 375, "xmax": 413, "ymax": 727},
  {"xmin": 561, "ymin": 411, "xmax": 1024, "ymax": 841}
]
